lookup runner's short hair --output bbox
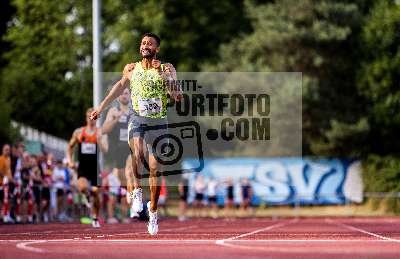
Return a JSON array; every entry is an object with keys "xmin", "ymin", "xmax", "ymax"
[
  {"xmin": 142, "ymin": 32, "xmax": 161, "ymax": 46},
  {"xmin": 86, "ymin": 107, "xmax": 94, "ymax": 114}
]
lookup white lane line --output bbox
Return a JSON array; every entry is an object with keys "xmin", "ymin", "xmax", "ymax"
[
  {"xmin": 12, "ymin": 239, "xmax": 215, "ymax": 244},
  {"xmin": 216, "ymin": 219, "xmax": 298, "ymax": 245},
  {"xmin": 24, "ymin": 224, "xmax": 197, "ymax": 240},
  {"xmin": 0, "ymin": 227, "xmax": 102, "ymax": 236},
  {"xmin": 2, "ymin": 221, "xmax": 221, "ymax": 241},
  {"xmin": 106, "ymin": 224, "xmax": 199, "ymax": 237},
  {"xmin": 0, "ymin": 231, "xmax": 54, "ymax": 236},
  {"xmin": 52, "ymin": 239, "xmax": 400, "ymax": 243},
  {"xmin": 11, "ymin": 239, "xmax": 399, "ymax": 255},
  {"xmin": 6, "ymin": 238, "xmax": 400, "ymax": 243},
  {"xmin": 325, "ymin": 218, "xmax": 400, "ymax": 242},
  {"xmin": 6, "ymin": 239, "xmax": 209, "ymax": 243},
  {"xmin": 15, "ymin": 239, "xmax": 75, "ymax": 253},
  {"xmin": 16, "ymin": 219, "xmax": 376, "ymax": 254},
  {"xmin": 16, "ymin": 241, "xmax": 46, "ymax": 253},
  {"xmin": 227, "ymin": 239, "xmax": 400, "ymax": 242}
]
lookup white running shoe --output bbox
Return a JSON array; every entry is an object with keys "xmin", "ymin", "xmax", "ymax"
[
  {"xmin": 178, "ymin": 215, "xmax": 187, "ymax": 222},
  {"xmin": 130, "ymin": 207, "xmax": 139, "ymax": 218},
  {"xmin": 131, "ymin": 188, "xmax": 143, "ymax": 213},
  {"xmin": 122, "ymin": 218, "xmax": 131, "ymax": 224},
  {"xmin": 107, "ymin": 217, "xmax": 118, "ymax": 224},
  {"xmin": 43, "ymin": 213, "xmax": 49, "ymax": 223},
  {"xmin": 92, "ymin": 219, "xmax": 101, "ymax": 228},
  {"xmin": 3, "ymin": 215, "xmax": 14, "ymax": 224},
  {"xmin": 147, "ymin": 201, "xmax": 158, "ymax": 236}
]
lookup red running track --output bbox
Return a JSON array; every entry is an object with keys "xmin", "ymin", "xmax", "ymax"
[{"xmin": 1, "ymin": 217, "xmax": 400, "ymax": 259}]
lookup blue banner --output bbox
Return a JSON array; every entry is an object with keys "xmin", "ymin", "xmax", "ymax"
[{"xmin": 182, "ymin": 158, "xmax": 363, "ymax": 205}]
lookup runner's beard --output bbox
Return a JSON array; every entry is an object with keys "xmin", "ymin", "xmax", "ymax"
[{"xmin": 141, "ymin": 48, "xmax": 156, "ymax": 59}]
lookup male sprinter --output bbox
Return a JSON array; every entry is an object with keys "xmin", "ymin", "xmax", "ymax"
[
  {"xmin": 90, "ymin": 32, "xmax": 182, "ymax": 235},
  {"xmin": 67, "ymin": 108, "xmax": 108, "ymax": 227},
  {"xmin": 102, "ymin": 88, "xmax": 132, "ymax": 222}
]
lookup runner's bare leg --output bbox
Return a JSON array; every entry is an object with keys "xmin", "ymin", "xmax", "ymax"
[
  {"xmin": 148, "ymin": 155, "xmax": 161, "ymax": 212},
  {"xmin": 130, "ymin": 137, "xmax": 145, "ymax": 189},
  {"xmin": 125, "ymin": 155, "xmax": 134, "ymax": 194}
]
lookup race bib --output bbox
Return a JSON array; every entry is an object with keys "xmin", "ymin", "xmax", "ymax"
[
  {"xmin": 138, "ymin": 97, "xmax": 162, "ymax": 116},
  {"xmin": 81, "ymin": 143, "xmax": 96, "ymax": 154},
  {"xmin": 119, "ymin": 128, "xmax": 128, "ymax": 142},
  {"xmin": 118, "ymin": 115, "xmax": 127, "ymax": 123}
]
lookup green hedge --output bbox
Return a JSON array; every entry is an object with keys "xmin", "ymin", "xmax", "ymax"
[{"xmin": 363, "ymin": 155, "xmax": 400, "ymax": 213}]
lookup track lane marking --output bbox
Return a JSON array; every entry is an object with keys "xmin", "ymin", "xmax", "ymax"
[
  {"xmin": 325, "ymin": 218, "xmax": 400, "ymax": 243},
  {"xmin": 102, "ymin": 224, "xmax": 200, "ymax": 238},
  {"xmin": 5, "ymin": 238, "xmax": 400, "ymax": 243},
  {"xmin": 216, "ymin": 219, "xmax": 298, "ymax": 245},
  {"xmin": 16, "ymin": 241, "xmax": 46, "ymax": 253}
]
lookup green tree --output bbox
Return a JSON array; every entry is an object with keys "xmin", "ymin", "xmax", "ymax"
[
  {"xmin": 317, "ymin": 0, "xmax": 400, "ymax": 158},
  {"xmin": 204, "ymin": 0, "xmax": 366, "ymax": 156},
  {"xmin": 1, "ymin": 0, "xmax": 251, "ymax": 140},
  {"xmin": 357, "ymin": 0, "xmax": 400, "ymax": 212},
  {"xmin": 102, "ymin": 0, "xmax": 251, "ymax": 72},
  {"xmin": 357, "ymin": 0, "xmax": 400, "ymax": 155},
  {"xmin": 1, "ymin": 0, "xmax": 93, "ymax": 139},
  {"xmin": 0, "ymin": 87, "xmax": 14, "ymax": 144}
]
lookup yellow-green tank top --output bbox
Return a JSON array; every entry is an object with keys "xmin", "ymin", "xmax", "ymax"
[{"xmin": 129, "ymin": 62, "xmax": 168, "ymax": 118}]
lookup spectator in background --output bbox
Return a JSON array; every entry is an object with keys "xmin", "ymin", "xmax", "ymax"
[
  {"xmin": 63, "ymin": 158, "xmax": 73, "ymax": 221},
  {"xmin": 31, "ymin": 155, "xmax": 43, "ymax": 223},
  {"xmin": 224, "ymin": 177, "xmax": 235, "ymax": 219},
  {"xmin": 10, "ymin": 145, "xmax": 18, "ymax": 176},
  {"xmin": 11, "ymin": 142, "xmax": 24, "ymax": 176},
  {"xmin": 40, "ymin": 154, "xmax": 53, "ymax": 223},
  {"xmin": 193, "ymin": 174, "xmax": 206, "ymax": 217},
  {"xmin": 63, "ymin": 159, "xmax": 71, "ymax": 194},
  {"xmin": 16, "ymin": 152, "xmax": 34, "ymax": 223},
  {"xmin": 240, "ymin": 177, "xmax": 253, "ymax": 215},
  {"xmin": 9, "ymin": 143, "xmax": 24, "ymax": 221},
  {"xmin": 0, "ymin": 144, "xmax": 13, "ymax": 223},
  {"xmin": 52, "ymin": 160, "xmax": 66, "ymax": 221},
  {"xmin": 178, "ymin": 175, "xmax": 189, "ymax": 221},
  {"xmin": 47, "ymin": 154, "xmax": 59, "ymax": 220},
  {"xmin": 207, "ymin": 177, "xmax": 219, "ymax": 219}
]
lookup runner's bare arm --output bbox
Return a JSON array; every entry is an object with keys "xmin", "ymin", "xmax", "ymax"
[
  {"xmin": 4, "ymin": 158, "xmax": 13, "ymax": 183},
  {"xmin": 97, "ymin": 129, "xmax": 108, "ymax": 153},
  {"xmin": 67, "ymin": 128, "xmax": 80, "ymax": 168},
  {"xmin": 164, "ymin": 63, "xmax": 183, "ymax": 101},
  {"xmin": 123, "ymin": 63, "xmax": 135, "ymax": 77},
  {"xmin": 90, "ymin": 64, "xmax": 134, "ymax": 120},
  {"xmin": 102, "ymin": 107, "xmax": 118, "ymax": 135},
  {"xmin": 92, "ymin": 79, "xmax": 128, "ymax": 119}
]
